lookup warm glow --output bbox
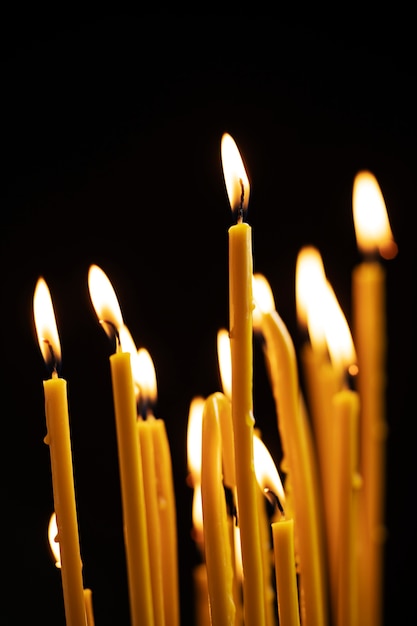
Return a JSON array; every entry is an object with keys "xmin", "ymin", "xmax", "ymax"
[
  {"xmin": 135, "ymin": 348, "xmax": 158, "ymax": 406},
  {"xmin": 352, "ymin": 170, "xmax": 397, "ymax": 259},
  {"xmin": 48, "ymin": 512, "xmax": 61, "ymax": 568},
  {"xmin": 253, "ymin": 434, "xmax": 286, "ymax": 509},
  {"xmin": 88, "ymin": 264, "xmax": 124, "ymax": 340},
  {"xmin": 33, "ymin": 277, "xmax": 62, "ymax": 373},
  {"xmin": 322, "ymin": 281, "xmax": 357, "ymax": 374},
  {"xmin": 192, "ymin": 484, "xmax": 203, "ymax": 534},
  {"xmin": 187, "ymin": 396, "xmax": 205, "ymax": 484},
  {"xmin": 295, "ymin": 246, "xmax": 327, "ymax": 330},
  {"xmin": 221, "ymin": 133, "xmax": 250, "ymax": 218},
  {"xmin": 252, "ymin": 273, "xmax": 276, "ymax": 325},
  {"xmin": 295, "ymin": 251, "xmax": 328, "ymax": 355},
  {"xmin": 217, "ymin": 329, "xmax": 232, "ymax": 400}
]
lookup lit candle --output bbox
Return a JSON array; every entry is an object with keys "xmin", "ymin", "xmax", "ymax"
[
  {"xmin": 135, "ymin": 346, "xmax": 180, "ymax": 626},
  {"xmin": 33, "ymin": 279, "xmax": 87, "ymax": 626},
  {"xmin": 319, "ymin": 278, "xmax": 360, "ymax": 626},
  {"xmin": 221, "ymin": 132, "xmax": 266, "ymax": 626},
  {"xmin": 296, "ymin": 252, "xmax": 359, "ymax": 621},
  {"xmin": 252, "ymin": 273, "xmax": 328, "ymax": 626},
  {"xmin": 88, "ymin": 265, "xmax": 153, "ymax": 626},
  {"xmin": 48, "ymin": 512, "xmax": 95, "ymax": 625},
  {"xmin": 123, "ymin": 335, "xmax": 166, "ymax": 626},
  {"xmin": 201, "ymin": 392, "xmax": 236, "ymax": 626},
  {"xmin": 351, "ymin": 170, "xmax": 397, "ymax": 626}
]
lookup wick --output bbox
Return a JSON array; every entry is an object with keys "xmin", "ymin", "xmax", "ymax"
[
  {"xmin": 42, "ymin": 339, "xmax": 58, "ymax": 376},
  {"xmin": 264, "ymin": 487, "xmax": 285, "ymax": 517},
  {"xmin": 237, "ymin": 178, "xmax": 245, "ymax": 224},
  {"xmin": 100, "ymin": 319, "xmax": 120, "ymax": 351}
]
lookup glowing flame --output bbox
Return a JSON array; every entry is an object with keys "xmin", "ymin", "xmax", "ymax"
[
  {"xmin": 186, "ymin": 396, "xmax": 205, "ymax": 484},
  {"xmin": 252, "ymin": 273, "xmax": 276, "ymax": 329},
  {"xmin": 253, "ymin": 434, "xmax": 285, "ymax": 509},
  {"xmin": 192, "ymin": 483, "xmax": 204, "ymax": 537},
  {"xmin": 33, "ymin": 277, "xmax": 62, "ymax": 373},
  {"xmin": 295, "ymin": 246, "xmax": 327, "ymax": 331},
  {"xmin": 48, "ymin": 512, "xmax": 61, "ymax": 568},
  {"xmin": 88, "ymin": 264, "xmax": 124, "ymax": 340},
  {"xmin": 217, "ymin": 329, "xmax": 232, "ymax": 400},
  {"xmin": 295, "ymin": 248, "xmax": 328, "ymax": 355},
  {"xmin": 352, "ymin": 170, "xmax": 397, "ymax": 259},
  {"xmin": 221, "ymin": 133, "xmax": 250, "ymax": 218},
  {"xmin": 322, "ymin": 281, "xmax": 357, "ymax": 375},
  {"xmin": 135, "ymin": 348, "xmax": 157, "ymax": 406}
]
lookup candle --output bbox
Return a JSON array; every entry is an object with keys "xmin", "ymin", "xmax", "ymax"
[
  {"xmin": 272, "ymin": 518, "xmax": 301, "ymax": 626},
  {"xmin": 33, "ymin": 278, "xmax": 87, "ymax": 626},
  {"xmin": 221, "ymin": 132, "xmax": 266, "ymax": 626},
  {"xmin": 88, "ymin": 265, "xmax": 154, "ymax": 626},
  {"xmin": 128, "ymin": 340, "xmax": 168, "ymax": 626},
  {"xmin": 201, "ymin": 392, "xmax": 236, "ymax": 626},
  {"xmin": 252, "ymin": 272, "xmax": 328, "ymax": 626},
  {"xmin": 295, "ymin": 250, "xmax": 359, "ymax": 621},
  {"xmin": 351, "ymin": 170, "xmax": 397, "ymax": 626}
]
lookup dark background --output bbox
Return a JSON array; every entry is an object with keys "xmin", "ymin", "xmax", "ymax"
[{"xmin": 2, "ymin": 13, "xmax": 415, "ymax": 625}]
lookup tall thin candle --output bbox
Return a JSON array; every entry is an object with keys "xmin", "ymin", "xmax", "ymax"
[
  {"xmin": 222, "ymin": 132, "xmax": 266, "ymax": 626},
  {"xmin": 351, "ymin": 171, "xmax": 397, "ymax": 626},
  {"xmin": 33, "ymin": 278, "xmax": 87, "ymax": 626},
  {"xmin": 88, "ymin": 265, "xmax": 154, "ymax": 626}
]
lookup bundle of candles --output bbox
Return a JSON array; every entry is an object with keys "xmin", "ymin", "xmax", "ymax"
[{"xmin": 32, "ymin": 133, "xmax": 397, "ymax": 626}]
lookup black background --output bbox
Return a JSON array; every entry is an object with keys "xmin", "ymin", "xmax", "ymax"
[{"xmin": 2, "ymin": 12, "xmax": 415, "ymax": 626}]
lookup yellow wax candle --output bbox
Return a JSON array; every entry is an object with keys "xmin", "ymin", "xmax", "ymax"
[
  {"xmin": 151, "ymin": 417, "xmax": 180, "ymax": 626},
  {"xmin": 351, "ymin": 171, "xmax": 397, "ymax": 626},
  {"xmin": 88, "ymin": 265, "xmax": 154, "ymax": 626},
  {"xmin": 222, "ymin": 132, "xmax": 266, "ymax": 626},
  {"xmin": 110, "ymin": 351, "xmax": 154, "ymax": 626},
  {"xmin": 201, "ymin": 392, "xmax": 236, "ymax": 626},
  {"xmin": 333, "ymin": 389, "xmax": 361, "ymax": 626},
  {"xmin": 33, "ymin": 278, "xmax": 87, "ymax": 626},
  {"xmin": 252, "ymin": 273, "xmax": 328, "ymax": 626},
  {"xmin": 272, "ymin": 518, "xmax": 301, "ymax": 626},
  {"xmin": 138, "ymin": 417, "xmax": 165, "ymax": 626}
]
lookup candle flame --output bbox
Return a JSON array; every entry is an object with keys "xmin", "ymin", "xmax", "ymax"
[
  {"xmin": 322, "ymin": 281, "xmax": 357, "ymax": 375},
  {"xmin": 221, "ymin": 133, "xmax": 250, "ymax": 220},
  {"xmin": 192, "ymin": 483, "xmax": 204, "ymax": 535},
  {"xmin": 295, "ymin": 248, "xmax": 328, "ymax": 355},
  {"xmin": 252, "ymin": 273, "xmax": 276, "ymax": 328},
  {"xmin": 295, "ymin": 246, "xmax": 327, "ymax": 331},
  {"xmin": 88, "ymin": 264, "xmax": 124, "ymax": 341},
  {"xmin": 33, "ymin": 277, "xmax": 62, "ymax": 373},
  {"xmin": 187, "ymin": 396, "xmax": 205, "ymax": 484},
  {"xmin": 352, "ymin": 170, "xmax": 398, "ymax": 259},
  {"xmin": 135, "ymin": 348, "xmax": 158, "ymax": 406},
  {"xmin": 253, "ymin": 434, "xmax": 286, "ymax": 508},
  {"xmin": 217, "ymin": 329, "xmax": 232, "ymax": 400},
  {"xmin": 48, "ymin": 512, "xmax": 61, "ymax": 568}
]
